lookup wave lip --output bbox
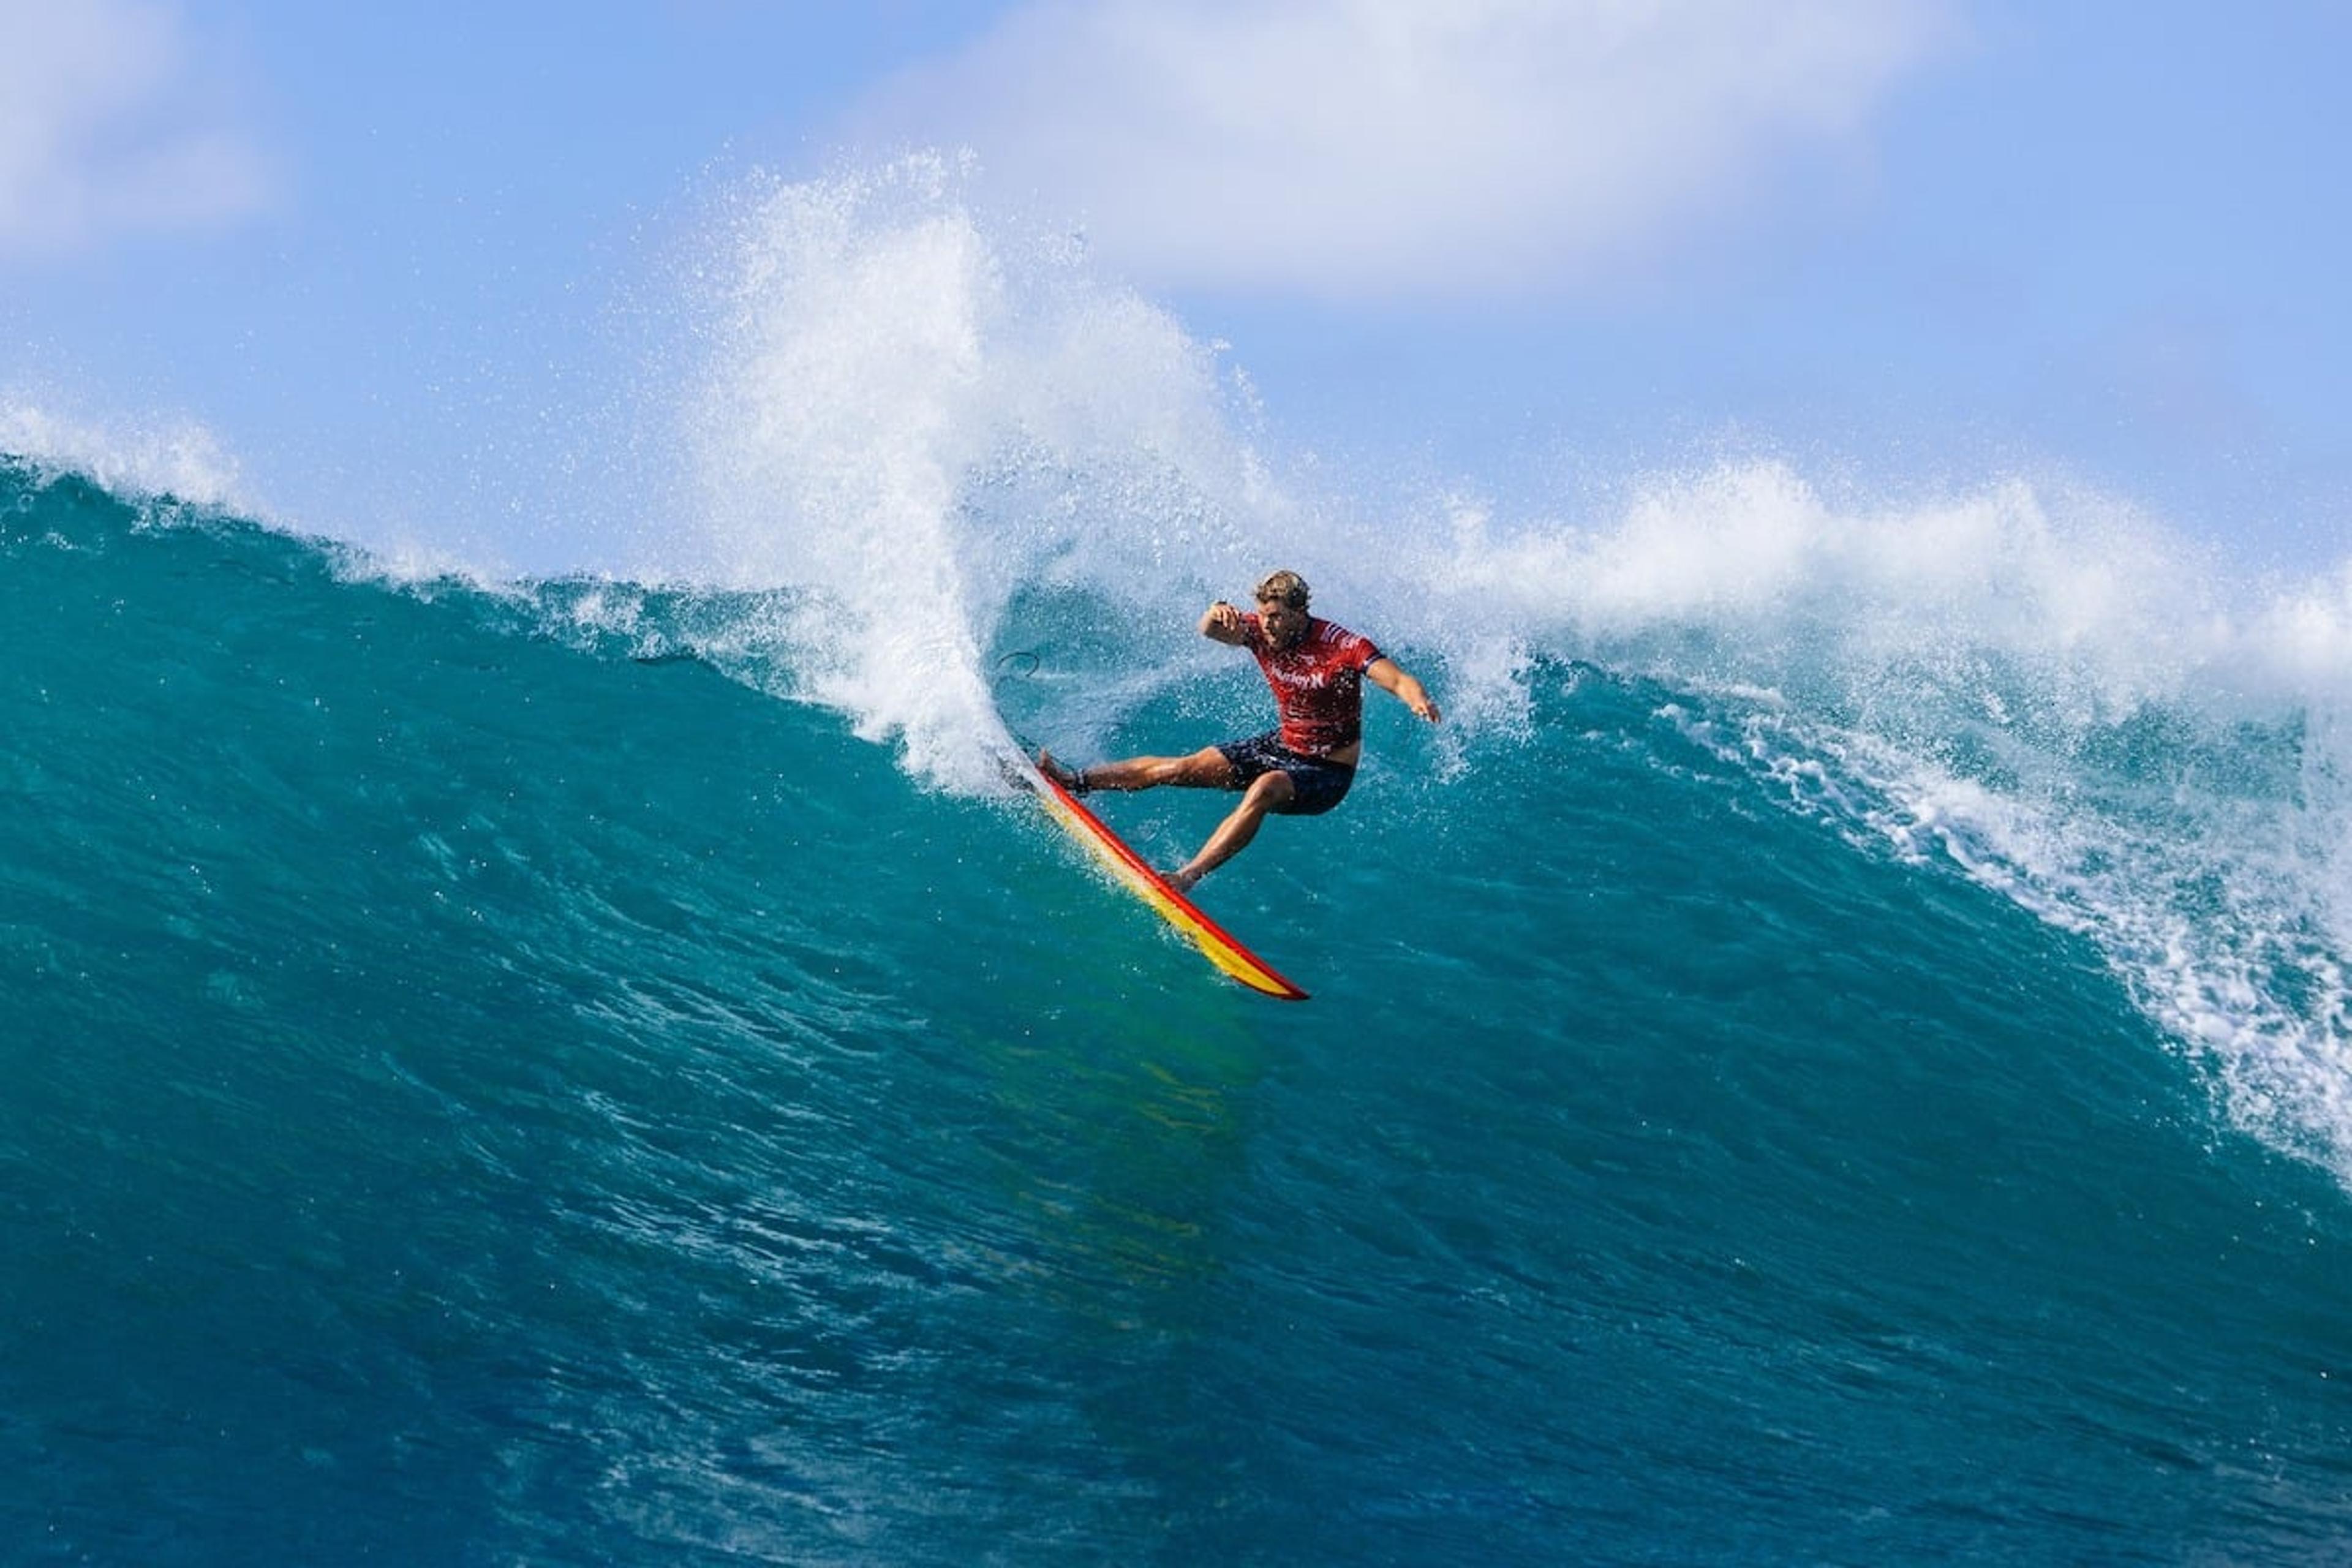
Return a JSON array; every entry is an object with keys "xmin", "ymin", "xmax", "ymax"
[{"xmin": 1, "ymin": 401, "xmax": 251, "ymax": 512}]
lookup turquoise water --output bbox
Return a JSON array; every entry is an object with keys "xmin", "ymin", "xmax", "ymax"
[{"xmin": 6, "ymin": 456, "xmax": 2351, "ymax": 1564}]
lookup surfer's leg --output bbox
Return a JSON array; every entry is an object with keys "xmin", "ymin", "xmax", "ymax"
[
  {"xmin": 1169, "ymin": 771, "xmax": 1294, "ymax": 891},
  {"xmin": 1055, "ymin": 745, "xmax": 1237, "ymax": 794}
]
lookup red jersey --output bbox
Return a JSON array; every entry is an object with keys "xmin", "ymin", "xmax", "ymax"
[{"xmin": 1240, "ymin": 612, "xmax": 1384, "ymax": 756}]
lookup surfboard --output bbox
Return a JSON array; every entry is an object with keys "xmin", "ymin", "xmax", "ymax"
[{"xmin": 1017, "ymin": 759, "xmax": 1310, "ymax": 1001}]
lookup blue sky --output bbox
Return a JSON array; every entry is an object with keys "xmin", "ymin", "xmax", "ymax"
[{"xmin": 4, "ymin": 0, "xmax": 2348, "ymax": 570}]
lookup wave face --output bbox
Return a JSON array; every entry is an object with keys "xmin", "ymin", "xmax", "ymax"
[
  {"xmin": 6, "ymin": 456, "xmax": 2350, "ymax": 1564},
  {"xmin": 7, "ymin": 166, "xmax": 2352, "ymax": 1564}
]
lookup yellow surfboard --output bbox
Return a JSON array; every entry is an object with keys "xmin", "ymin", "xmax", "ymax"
[{"xmin": 1021, "ymin": 761, "xmax": 1310, "ymax": 1001}]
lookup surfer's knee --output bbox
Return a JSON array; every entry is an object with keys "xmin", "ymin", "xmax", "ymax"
[{"xmin": 1242, "ymin": 770, "xmax": 1294, "ymax": 812}]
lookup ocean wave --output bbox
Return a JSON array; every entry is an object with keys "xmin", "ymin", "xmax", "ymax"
[{"xmin": 10, "ymin": 156, "xmax": 2350, "ymax": 1196}]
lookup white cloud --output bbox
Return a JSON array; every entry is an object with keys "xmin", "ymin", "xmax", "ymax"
[
  {"xmin": 862, "ymin": 0, "xmax": 1959, "ymax": 300},
  {"xmin": 0, "ymin": 0, "xmax": 270, "ymax": 257}
]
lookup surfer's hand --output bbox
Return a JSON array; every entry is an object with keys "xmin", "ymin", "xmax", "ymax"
[
  {"xmin": 1368, "ymin": 657, "xmax": 1440, "ymax": 723},
  {"xmin": 1200, "ymin": 600, "xmax": 1245, "ymax": 641}
]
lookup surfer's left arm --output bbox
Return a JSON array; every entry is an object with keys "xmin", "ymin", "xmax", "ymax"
[{"xmin": 1366, "ymin": 657, "xmax": 1441, "ymax": 724}]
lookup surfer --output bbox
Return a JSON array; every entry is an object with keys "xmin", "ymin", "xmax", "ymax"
[{"xmin": 1039, "ymin": 570, "xmax": 1441, "ymax": 891}]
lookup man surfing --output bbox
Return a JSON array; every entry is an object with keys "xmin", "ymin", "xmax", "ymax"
[{"xmin": 1039, "ymin": 569, "xmax": 1441, "ymax": 891}]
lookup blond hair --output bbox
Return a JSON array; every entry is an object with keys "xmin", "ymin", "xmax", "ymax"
[{"xmin": 1254, "ymin": 569, "xmax": 1310, "ymax": 608}]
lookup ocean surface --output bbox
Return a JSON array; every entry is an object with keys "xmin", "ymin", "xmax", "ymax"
[
  {"xmin": 9, "ymin": 167, "xmax": 2352, "ymax": 1565},
  {"xmin": 7, "ymin": 450, "xmax": 2351, "ymax": 1566}
]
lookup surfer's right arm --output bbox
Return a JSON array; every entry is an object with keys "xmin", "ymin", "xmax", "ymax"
[{"xmin": 1200, "ymin": 600, "xmax": 1250, "ymax": 645}]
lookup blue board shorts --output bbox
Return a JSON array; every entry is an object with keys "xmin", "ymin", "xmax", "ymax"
[{"xmin": 1216, "ymin": 731, "xmax": 1358, "ymax": 816}]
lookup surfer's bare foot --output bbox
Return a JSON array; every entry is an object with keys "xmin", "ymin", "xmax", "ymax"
[
  {"xmin": 1167, "ymin": 866, "xmax": 1202, "ymax": 892},
  {"xmin": 1037, "ymin": 750, "xmax": 1089, "ymax": 794}
]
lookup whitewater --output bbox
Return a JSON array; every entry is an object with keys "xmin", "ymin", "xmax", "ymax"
[{"xmin": 6, "ymin": 159, "xmax": 2351, "ymax": 1563}]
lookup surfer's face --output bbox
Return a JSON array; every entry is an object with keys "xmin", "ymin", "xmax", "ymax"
[{"xmin": 1257, "ymin": 594, "xmax": 1309, "ymax": 648}]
